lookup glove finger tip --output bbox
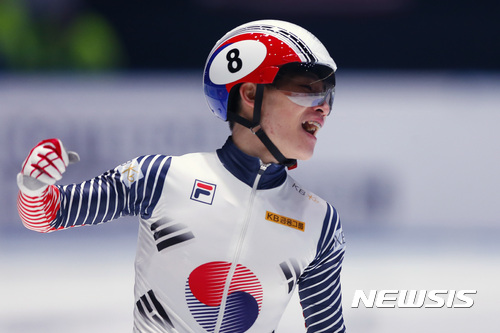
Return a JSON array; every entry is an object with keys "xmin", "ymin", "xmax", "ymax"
[{"xmin": 68, "ymin": 151, "xmax": 80, "ymax": 164}]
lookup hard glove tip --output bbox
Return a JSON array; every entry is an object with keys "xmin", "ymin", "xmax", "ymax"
[{"xmin": 68, "ymin": 151, "xmax": 80, "ymax": 164}]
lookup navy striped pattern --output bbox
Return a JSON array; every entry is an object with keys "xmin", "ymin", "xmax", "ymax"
[
  {"xmin": 298, "ymin": 204, "xmax": 346, "ymax": 333},
  {"xmin": 51, "ymin": 155, "xmax": 171, "ymax": 230}
]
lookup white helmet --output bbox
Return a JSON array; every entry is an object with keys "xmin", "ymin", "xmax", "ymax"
[
  {"xmin": 204, "ymin": 19, "xmax": 337, "ymax": 120},
  {"xmin": 203, "ymin": 20, "xmax": 337, "ymax": 167}
]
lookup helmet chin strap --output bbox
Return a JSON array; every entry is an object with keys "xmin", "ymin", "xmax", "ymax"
[{"xmin": 228, "ymin": 84, "xmax": 298, "ymax": 169}]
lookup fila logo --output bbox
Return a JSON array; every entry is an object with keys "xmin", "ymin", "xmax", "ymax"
[{"xmin": 190, "ymin": 180, "xmax": 217, "ymax": 205}]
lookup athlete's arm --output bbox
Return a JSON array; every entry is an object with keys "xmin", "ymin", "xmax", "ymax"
[
  {"xmin": 298, "ymin": 204, "xmax": 346, "ymax": 333},
  {"xmin": 17, "ymin": 138, "xmax": 172, "ymax": 233},
  {"xmin": 17, "ymin": 139, "xmax": 78, "ymax": 232}
]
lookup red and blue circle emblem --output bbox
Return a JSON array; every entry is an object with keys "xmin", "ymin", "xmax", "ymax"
[{"xmin": 185, "ymin": 261, "xmax": 263, "ymax": 332}]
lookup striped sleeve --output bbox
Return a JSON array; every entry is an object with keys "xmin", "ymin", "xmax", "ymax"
[
  {"xmin": 17, "ymin": 185, "xmax": 61, "ymax": 233},
  {"xmin": 298, "ymin": 203, "xmax": 346, "ymax": 333},
  {"xmin": 17, "ymin": 155, "xmax": 172, "ymax": 233}
]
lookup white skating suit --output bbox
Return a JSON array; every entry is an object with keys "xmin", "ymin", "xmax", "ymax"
[{"xmin": 18, "ymin": 137, "xmax": 346, "ymax": 333}]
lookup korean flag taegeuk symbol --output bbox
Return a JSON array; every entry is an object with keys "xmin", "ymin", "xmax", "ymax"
[
  {"xmin": 185, "ymin": 261, "xmax": 263, "ymax": 333},
  {"xmin": 190, "ymin": 180, "xmax": 217, "ymax": 205}
]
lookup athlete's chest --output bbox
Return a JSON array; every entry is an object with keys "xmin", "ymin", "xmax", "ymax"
[
  {"xmin": 150, "ymin": 154, "xmax": 324, "ymax": 265},
  {"xmin": 134, "ymin": 153, "xmax": 328, "ymax": 332}
]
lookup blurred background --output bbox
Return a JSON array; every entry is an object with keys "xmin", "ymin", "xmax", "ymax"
[{"xmin": 1, "ymin": 0, "xmax": 499, "ymax": 332}]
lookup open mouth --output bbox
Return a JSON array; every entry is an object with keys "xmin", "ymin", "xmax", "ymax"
[{"xmin": 302, "ymin": 120, "xmax": 322, "ymax": 137}]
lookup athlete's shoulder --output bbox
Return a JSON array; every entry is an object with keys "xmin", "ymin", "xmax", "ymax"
[
  {"xmin": 116, "ymin": 154, "xmax": 172, "ymax": 169},
  {"xmin": 112, "ymin": 154, "xmax": 173, "ymax": 186},
  {"xmin": 172, "ymin": 151, "xmax": 217, "ymax": 161},
  {"xmin": 284, "ymin": 175, "xmax": 341, "ymax": 230},
  {"xmin": 116, "ymin": 155, "xmax": 172, "ymax": 172},
  {"xmin": 284, "ymin": 174, "xmax": 330, "ymax": 207},
  {"xmin": 169, "ymin": 151, "xmax": 220, "ymax": 169}
]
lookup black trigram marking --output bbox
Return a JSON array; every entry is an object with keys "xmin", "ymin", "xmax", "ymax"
[
  {"xmin": 136, "ymin": 290, "xmax": 174, "ymax": 328},
  {"xmin": 151, "ymin": 220, "xmax": 195, "ymax": 252},
  {"xmin": 279, "ymin": 259, "xmax": 303, "ymax": 294}
]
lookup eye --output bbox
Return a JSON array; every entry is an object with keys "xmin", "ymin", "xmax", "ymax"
[{"xmin": 299, "ymin": 84, "xmax": 313, "ymax": 92}]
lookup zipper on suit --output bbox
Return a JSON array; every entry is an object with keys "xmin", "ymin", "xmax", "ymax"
[{"xmin": 214, "ymin": 162, "xmax": 269, "ymax": 333}]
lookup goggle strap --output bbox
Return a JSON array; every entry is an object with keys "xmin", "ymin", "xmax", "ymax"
[
  {"xmin": 254, "ymin": 128, "xmax": 298, "ymax": 169},
  {"xmin": 226, "ymin": 84, "xmax": 264, "ymax": 128},
  {"xmin": 227, "ymin": 111, "xmax": 256, "ymax": 129},
  {"xmin": 252, "ymin": 84, "xmax": 264, "ymax": 125}
]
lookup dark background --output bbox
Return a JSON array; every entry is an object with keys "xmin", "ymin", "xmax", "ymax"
[
  {"xmin": 1, "ymin": 0, "xmax": 499, "ymax": 71},
  {"xmin": 86, "ymin": 0, "xmax": 500, "ymax": 70}
]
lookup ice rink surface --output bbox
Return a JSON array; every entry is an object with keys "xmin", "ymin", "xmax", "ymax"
[{"xmin": 1, "ymin": 72, "xmax": 499, "ymax": 332}]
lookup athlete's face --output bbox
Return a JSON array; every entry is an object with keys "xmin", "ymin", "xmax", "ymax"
[{"xmin": 259, "ymin": 74, "xmax": 330, "ymax": 161}]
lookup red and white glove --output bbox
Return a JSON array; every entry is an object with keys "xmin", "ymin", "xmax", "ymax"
[{"xmin": 17, "ymin": 139, "xmax": 80, "ymax": 196}]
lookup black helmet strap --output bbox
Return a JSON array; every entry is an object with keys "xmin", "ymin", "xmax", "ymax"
[{"xmin": 227, "ymin": 84, "xmax": 297, "ymax": 169}]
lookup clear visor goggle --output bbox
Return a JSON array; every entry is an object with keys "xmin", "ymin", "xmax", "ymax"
[
  {"xmin": 271, "ymin": 63, "xmax": 336, "ymax": 115},
  {"xmin": 277, "ymin": 87, "xmax": 335, "ymax": 115}
]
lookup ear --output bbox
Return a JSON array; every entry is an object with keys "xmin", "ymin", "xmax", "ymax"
[{"xmin": 239, "ymin": 83, "xmax": 257, "ymax": 109}]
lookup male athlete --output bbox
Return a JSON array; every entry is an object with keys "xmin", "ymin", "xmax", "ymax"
[{"xmin": 17, "ymin": 20, "xmax": 346, "ymax": 332}]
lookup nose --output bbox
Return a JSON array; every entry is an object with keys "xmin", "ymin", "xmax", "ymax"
[{"xmin": 315, "ymin": 99, "xmax": 331, "ymax": 117}]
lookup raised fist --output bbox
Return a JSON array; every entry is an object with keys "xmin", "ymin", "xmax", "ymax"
[{"xmin": 17, "ymin": 139, "xmax": 79, "ymax": 195}]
